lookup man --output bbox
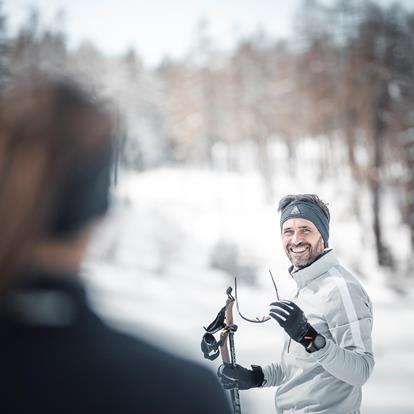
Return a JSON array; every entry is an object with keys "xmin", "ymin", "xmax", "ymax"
[{"xmin": 218, "ymin": 194, "xmax": 374, "ymax": 414}]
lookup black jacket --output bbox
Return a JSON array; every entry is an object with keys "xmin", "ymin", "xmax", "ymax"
[{"xmin": 0, "ymin": 272, "xmax": 231, "ymax": 414}]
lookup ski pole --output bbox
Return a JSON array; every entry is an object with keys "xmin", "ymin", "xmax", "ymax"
[
  {"xmin": 200, "ymin": 285, "xmax": 241, "ymax": 414},
  {"xmin": 220, "ymin": 287, "xmax": 241, "ymax": 414}
]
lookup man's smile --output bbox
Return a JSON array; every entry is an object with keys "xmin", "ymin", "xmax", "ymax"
[{"xmin": 289, "ymin": 245, "xmax": 309, "ymax": 255}]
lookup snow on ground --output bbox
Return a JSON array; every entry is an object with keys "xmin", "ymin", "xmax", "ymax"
[{"xmin": 82, "ymin": 166, "xmax": 414, "ymax": 414}]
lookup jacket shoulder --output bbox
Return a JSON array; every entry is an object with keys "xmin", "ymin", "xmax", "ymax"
[
  {"xmin": 83, "ymin": 317, "xmax": 232, "ymax": 414},
  {"xmin": 318, "ymin": 265, "xmax": 371, "ymax": 301},
  {"xmin": 317, "ymin": 265, "xmax": 373, "ymax": 323}
]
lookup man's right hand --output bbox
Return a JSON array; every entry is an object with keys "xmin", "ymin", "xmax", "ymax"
[{"xmin": 217, "ymin": 363, "xmax": 264, "ymax": 390}]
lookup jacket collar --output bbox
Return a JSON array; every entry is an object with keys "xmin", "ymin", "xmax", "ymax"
[
  {"xmin": 0, "ymin": 269, "xmax": 87, "ymax": 326},
  {"xmin": 290, "ymin": 249, "xmax": 339, "ymax": 290}
]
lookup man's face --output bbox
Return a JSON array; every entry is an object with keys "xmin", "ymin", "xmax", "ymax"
[{"xmin": 281, "ymin": 218, "xmax": 325, "ymax": 269}]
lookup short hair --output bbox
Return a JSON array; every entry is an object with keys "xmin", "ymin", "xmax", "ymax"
[{"xmin": 278, "ymin": 194, "xmax": 330, "ymax": 221}]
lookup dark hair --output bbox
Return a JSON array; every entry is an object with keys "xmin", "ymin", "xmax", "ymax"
[
  {"xmin": 278, "ymin": 194, "xmax": 330, "ymax": 220},
  {"xmin": 0, "ymin": 74, "xmax": 114, "ymax": 291}
]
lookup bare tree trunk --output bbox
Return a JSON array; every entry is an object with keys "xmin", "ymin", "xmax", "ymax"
[
  {"xmin": 286, "ymin": 138, "xmax": 296, "ymax": 177},
  {"xmin": 400, "ymin": 133, "xmax": 414, "ymax": 254},
  {"xmin": 370, "ymin": 87, "xmax": 394, "ymax": 268},
  {"xmin": 257, "ymin": 137, "xmax": 274, "ymax": 204},
  {"xmin": 371, "ymin": 173, "xmax": 384, "ymax": 264},
  {"xmin": 344, "ymin": 124, "xmax": 361, "ymax": 219}
]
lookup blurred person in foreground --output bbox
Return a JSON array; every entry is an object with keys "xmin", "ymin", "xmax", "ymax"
[
  {"xmin": 218, "ymin": 194, "xmax": 374, "ymax": 414},
  {"xmin": 0, "ymin": 75, "xmax": 231, "ymax": 414}
]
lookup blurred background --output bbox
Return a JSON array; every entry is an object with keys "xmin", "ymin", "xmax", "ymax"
[{"xmin": 1, "ymin": 0, "xmax": 414, "ymax": 412}]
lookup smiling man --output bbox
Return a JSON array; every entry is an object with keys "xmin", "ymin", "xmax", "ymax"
[{"xmin": 218, "ymin": 194, "xmax": 375, "ymax": 414}]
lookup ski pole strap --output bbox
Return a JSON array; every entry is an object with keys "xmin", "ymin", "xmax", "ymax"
[
  {"xmin": 203, "ymin": 306, "xmax": 226, "ymax": 334},
  {"xmin": 201, "ymin": 325, "xmax": 239, "ymax": 360},
  {"xmin": 201, "ymin": 333, "xmax": 222, "ymax": 360}
]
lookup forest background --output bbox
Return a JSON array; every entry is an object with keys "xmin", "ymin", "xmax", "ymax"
[{"xmin": 0, "ymin": 1, "xmax": 413, "ymax": 412}]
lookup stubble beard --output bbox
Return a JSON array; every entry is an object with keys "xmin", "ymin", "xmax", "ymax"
[{"xmin": 286, "ymin": 236, "xmax": 325, "ymax": 270}]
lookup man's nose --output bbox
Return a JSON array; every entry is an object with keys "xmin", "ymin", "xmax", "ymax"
[{"xmin": 291, "ymin": 231, "xmax": 303, "ymax": 245}]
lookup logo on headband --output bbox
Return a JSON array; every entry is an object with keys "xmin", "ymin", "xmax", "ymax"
[{"xmin": 290, "ymin": 205, "xmax": 300, "ymax": 215}]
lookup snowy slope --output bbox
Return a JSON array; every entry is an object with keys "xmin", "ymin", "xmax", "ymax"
[{"xmin": 82, "ymin": 167, "xmax": 414, "ymax": 414}]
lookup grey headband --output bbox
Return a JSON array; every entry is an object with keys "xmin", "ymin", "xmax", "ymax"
[{"xmin": 280, "ymin": 201, "xmax": 330, "ymax": 247}]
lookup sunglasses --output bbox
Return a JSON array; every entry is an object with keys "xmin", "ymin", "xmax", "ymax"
[{"xmin": 234, "ymin": 270, "xmax": 280, "ymax": 323}]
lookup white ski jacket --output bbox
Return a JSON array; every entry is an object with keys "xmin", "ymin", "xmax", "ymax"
[{"xmin": 262, "ymin": 250, "xmax": 374, "ymax": 414}]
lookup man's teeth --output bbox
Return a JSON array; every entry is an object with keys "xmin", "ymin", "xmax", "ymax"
[{"xmin": 291, "ymin": 247, "xmax": 307, "ymax": 253}]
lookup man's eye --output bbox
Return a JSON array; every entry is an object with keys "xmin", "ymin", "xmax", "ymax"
[{"xmin": 284, "ymin": 231, "xmax": 293, "ymax": 236}]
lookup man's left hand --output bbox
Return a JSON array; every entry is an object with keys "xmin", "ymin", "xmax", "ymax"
[{"xmin": 269, "ymin": 300, "xmax": 319, "ymax": 351}]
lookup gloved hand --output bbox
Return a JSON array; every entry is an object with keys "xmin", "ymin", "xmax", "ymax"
[
  {"xmin": 217, "ymin": 363, "xmax": 264, "ymax": 390},
  {"xmin": 269, "ymin": 300, "xmax": 318, "ymax": 351}
]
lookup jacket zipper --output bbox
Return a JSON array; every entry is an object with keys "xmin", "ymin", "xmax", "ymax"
[{"xmin": 288, "ymin": 291, "xmax": 299, "ymax": 353}]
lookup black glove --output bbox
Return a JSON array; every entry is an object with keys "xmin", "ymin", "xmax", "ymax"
[
  {"xmin": 217, "ymin": 363, "xmax": 264, "ymax": 390},
  {"xmin": 269, "ymin": 300, "xmax": 319, "ymax": 352}
]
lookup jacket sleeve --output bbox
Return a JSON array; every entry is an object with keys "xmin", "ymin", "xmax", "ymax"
[
  {"xmin": 260, "ymin": 362, "xmax": 284, "ymax": 387},
  {"xmin": 311, "ymin": 268, "xmax": 375, "ymax": 387},
  {"xmin": 311, "ymin": 339, "xmax": 374, "ymax": 387}
]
